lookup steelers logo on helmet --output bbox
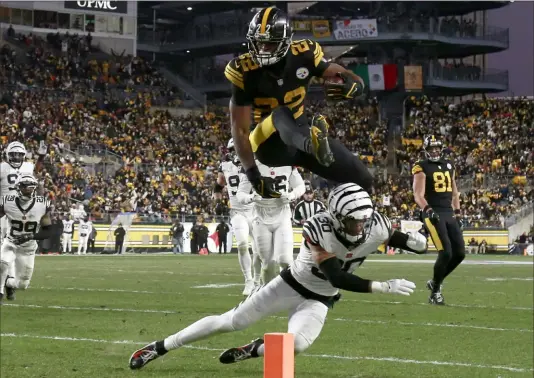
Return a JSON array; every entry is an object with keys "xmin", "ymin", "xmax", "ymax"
[
  {"xmin": 246, "ymin": 7, "xmax": 293, "ymax": 67},
  {"xmin": 15, "ymin": 174, "xmax": 38, "ymax": 201},
  {"xmin": 6, "ymin": 141, "xmax": 27, "ymax": 168},
  {"xmin": 327, "ymin": 183, "xmax": 374, "ymax": 244},
  {"xmin": 423, "ymin": 135, "xmax": 443, "ymax": 162}
]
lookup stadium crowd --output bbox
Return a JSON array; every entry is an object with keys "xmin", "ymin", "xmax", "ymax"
[{"xmin": 1, "ymin": 45, "xmax": 533, "ymax": 227}]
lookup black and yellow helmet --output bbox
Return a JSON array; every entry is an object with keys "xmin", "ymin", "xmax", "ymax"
[
  {"xmin": 423, "ymin": 135, "xmax": 443, "ymax": 162},
  {"xmin": 247, "ymin": 7, "xmax": 293, "ymax": 67}
]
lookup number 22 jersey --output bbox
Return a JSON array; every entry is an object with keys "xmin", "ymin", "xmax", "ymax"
[{"xmin": 290, "ymin": 211, "xmax": 392, "ymax": 297}]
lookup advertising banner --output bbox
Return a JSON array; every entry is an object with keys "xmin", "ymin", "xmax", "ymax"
[
  {"xmin": 312, "ymin": 20, "xmax": 331, "ymax": 38},
  {"xmin": 334, "ymin": 19, "xmax": 378, "ymax": 40},
  {"xmin": 292, "ymin": 20, "xmax": 311, "ymax": 32},
  {"xmin": 64, "ymin": 1, "xmax": 128, "ymax": 14}
]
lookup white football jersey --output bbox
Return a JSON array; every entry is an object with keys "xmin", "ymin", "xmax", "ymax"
[
  {"xmin": 291, "ymin": 211, "xmax": 392, "ymax": 296},
  {"xmin": 219, "ymin": 159, "xmax": 252, "ymax": 211},
  {"xmin": 237, "ymin": 161, "xmax": 305, "ymax": 225},
  {"xmin": 0, "ymin": 161, "xmax": 35, "ymax": 197},
  {"xmin": 78, "ymin": 220, "xmax": 92, "ymax": 237},
  {"xmin": 63, "ymin": 219, "xmax": 75, "ymax": 233},
  {"xmin": 1, "ymin": 194, "xmax": 50, "ymax": 244}
]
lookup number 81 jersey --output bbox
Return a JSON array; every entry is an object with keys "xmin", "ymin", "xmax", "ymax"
[
  {"xmin": 290, "ymin": 211, "xmax": 393, "ymax": 297},
  {"xmin": 411, "ymin": 159, "xmax": 455, "ymax": 212},
  {"xmin": 1, "ymin": 195, "xmax": 50, "ymax": 245},
  {"xmin": 0, "ymin": 161, "xmax": 35, "ymax": 196}
]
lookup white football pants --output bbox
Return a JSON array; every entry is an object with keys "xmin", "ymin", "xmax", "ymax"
[
  {"xmin": 0, "ymin": 239, "xmax": 37, "ymax": 294},
  {"xmin": 163, "ymin": 275, "xmax": 328, "ymax": 354},
  {"xmin": 252, "ymin": 209, "xmax": 294, "ymax": 283},
  {"xmin": 78, "ymin": 236, "xmax": 88, "ymax": 254},
  {"xmin": 62, "ymin": 233, "xmax": 73, "ymax": 253},
  {"xmin": 231, "ymin": 211, "xmax": 259, "ymax": 283}
]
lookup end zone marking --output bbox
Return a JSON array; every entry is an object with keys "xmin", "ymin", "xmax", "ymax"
[{"xmin": 1, "ymin": 333, "xmax": 532, "ymax": 373}]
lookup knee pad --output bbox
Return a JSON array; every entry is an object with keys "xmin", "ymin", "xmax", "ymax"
[
  {"xmin": 293, "ymin": 333, "xmax": 312, "ymax": 354},
  {"xmin": 237, "ymin": 241, "xmax": 249, "ymax": 252},
  {"xmin": 229, "ymin": 310, "xmax": 254, "ymax": 332}
]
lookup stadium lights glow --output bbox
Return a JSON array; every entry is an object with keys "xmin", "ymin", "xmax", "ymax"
[
  {"xmin": 242, "ymin": 43, "xmax": 246, "ymax": 46},
  {"xmin": 186, "ymin": 50, "xmax": 190, "ymax": 53},
  {"xmin": 187, "ymin": 7, "xmax": 192, "ymax": 11}
]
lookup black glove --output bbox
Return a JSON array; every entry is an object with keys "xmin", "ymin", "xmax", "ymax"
[
  {"xmin": 12, "ymin": 234, "xmax": 33, "ymax": 245},
  {"xmin": 246, "ymin": 166, "xmax": 281, "ymax": 199},
  {"xmin": 424, "ymin": 206, "xmax": 440, "ymax": 225},
  {"xmin": 454, "ymin": 210, "xmax": 464, "ymax": 230},
  {"xmin": 325, "ymin": 72, "xmax": 364, "ymax": 100}
]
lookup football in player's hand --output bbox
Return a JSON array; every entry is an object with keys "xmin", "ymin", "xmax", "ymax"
[{"xmin": 324, "ymin": 76, "xmax": 344, "ymax": 85}]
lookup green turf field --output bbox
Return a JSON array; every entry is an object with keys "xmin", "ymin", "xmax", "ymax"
[{"xmin": 1, "ymin": 254, "xmax": 533, "ymax": 378}]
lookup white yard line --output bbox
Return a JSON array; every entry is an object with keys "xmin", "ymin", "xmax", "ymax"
[
  {"xmin": 1, "ymin": 333, "xmax": 532, "ymax": 373},
  {"xmin": 3, "ymin": 303, "xmax": 531, "ymax": 333}
]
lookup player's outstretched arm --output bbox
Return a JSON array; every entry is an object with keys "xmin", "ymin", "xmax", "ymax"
[
  {"xmin": 387, "ymin": 230, "xmax": 428, "ymax": 254},
  {"xmin": 229, "ymin": 100, "xmax": 255, "ymax": 172},
  {"xmin": 310, "ymin": 242, "xmax": 416, "ymax": 296}
]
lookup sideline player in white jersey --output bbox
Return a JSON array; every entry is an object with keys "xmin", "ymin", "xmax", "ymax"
[
  {"xmin": 0, "ymin": 174, "xmax": 60, "ymax": 303},
  {"xmin": 237, "ymin": 160, "xmax": 305, "ymax": 283},
  {"xmin": 128, "ymin": 183, "xmax": 427, "ymax": 370},
  {"xmin": 214, "ymin": 139, "xmax": 260, "ymax": 296},
  {"xmin": 62, "ymin": 214, "xmax": 75, "ymax": 254},
  {"xmin": 77, "ymin": 216, "xmax": 92, "ymax": 255},
  {"xmin": 1, "ymin": 141, "xmax": 46, "ymax": 299}
]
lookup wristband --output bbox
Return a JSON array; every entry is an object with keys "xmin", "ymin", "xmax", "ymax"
[
  {"xmin": 423, "ymin": 205, "xmax": 431, "ymax": 213},
  {"xmin": 454, "ymin": 209, "xmax": 461, "ymax": 216},
  {"xmin": 213, "ymin": 183, "xmax": 224, "ymax": 193},
  {"xmin": 371, "ymin": 281, "xmax": 387, "ymax": 293}
]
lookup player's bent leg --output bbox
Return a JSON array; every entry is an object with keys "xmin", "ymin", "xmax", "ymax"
[
  {"xmin": 294, "ymin": 137, "xmax": 373, "ymax": 192},
  {"xmin": 287, "ymin": 299, "xmax": 328, "ymax": 354},
  {"xmin": 443, "ymin": 216, "xmax": 466, "ymax": 280},
  {"xmin": 0, "ymin": 241, "xmax": 16, "ymax": 301},
  {"xmin": 129, "ymin": 277, "xmax": 294, "ymax": 370},
  {"xmin": 6, "ymin": 251, "xmax": 35, "ymax": 290}
]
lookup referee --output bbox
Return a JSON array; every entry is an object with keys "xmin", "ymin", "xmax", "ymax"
[{"xmin": 292, "ymin": 181, "xmax": 326, "ymax": 226}]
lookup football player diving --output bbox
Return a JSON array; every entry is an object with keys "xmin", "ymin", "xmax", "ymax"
[{"xmin": 225, "ymin": 7, "xmax": 373, "ymax": 200}]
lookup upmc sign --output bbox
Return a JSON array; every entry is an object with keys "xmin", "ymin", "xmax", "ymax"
[{"xmin": 64, "ymin": 1, "xmax": 128, "ymax": 14}]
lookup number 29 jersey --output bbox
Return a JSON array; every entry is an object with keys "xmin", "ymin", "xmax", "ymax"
[
  {"xmin": 411, "ymin": 159, "xmax": 455, "ymax": 212},
  {"xmin": 290, "ymin": 211, "xmax": 393, "ymax": 297},
  {"xmin": 0, "ymin": 161, "xmax": 35, "ymax": 196},
  {"xmin": 1, "ymin": 195, "xmax": 50, "ymax": 246}
]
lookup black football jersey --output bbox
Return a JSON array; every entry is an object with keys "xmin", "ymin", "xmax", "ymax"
[
  {"xmin": 412, "ymin": 159, "xmax": 455, "ymax": 212},
  {"xmin": 224, "ymin": 39, "xmax": 329, "ymax": 124}
]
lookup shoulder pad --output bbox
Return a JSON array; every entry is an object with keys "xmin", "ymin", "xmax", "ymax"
[
  {"xmin": 291, "ymin": 39, "xmax": 324, "ymax": 68},
  {"xmin": 302, "ymin": 213, "xmax": 333, "ymax": 248},
  {"xmin": 411, "ymin": 160, "xmax": 425, "ymax": 175},
  {"xmin": 224, "ymin": 59, "xmax": 245, "ymax": 90}
]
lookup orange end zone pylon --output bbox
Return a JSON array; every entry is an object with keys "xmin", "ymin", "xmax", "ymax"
[{"xmin": 263, "ymin": 333, "xmax": 294, "ymax": 378}]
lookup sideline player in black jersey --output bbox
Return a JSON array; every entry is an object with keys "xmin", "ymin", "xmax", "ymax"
[
  {"xmin": 225, "ymin": 7, "xmax": 373, "ymax": 199},
  {"xmin": 412, "ymin": 135, "xmax": 466, "ymax": 305}
]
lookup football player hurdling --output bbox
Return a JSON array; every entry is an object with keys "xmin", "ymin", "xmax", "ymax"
[
  {"xmin": 0, "ymin": 141, "xmax": 47, "ymax": 301},
  {"xmin": 0, "ymin": 174, "xmax": 61, "ymax": 304},
  {"xmin": 237, "ymin": 160, "xmax": 305, "ymax": 284},
  {"xmin": 128, "ymin": 183, "xmax": 427, "ymax": 370},
  {"xmin": 214, "ymin": 138, "xmax": 261, "ymax": 296}
]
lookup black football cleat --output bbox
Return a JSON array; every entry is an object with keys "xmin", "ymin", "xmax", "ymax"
[
  {"xmin": 426, "ymin": 279, "xmax": 443, "ymax": 293},
  {"xmin": 219, "ymin": 338, "xmax": 264, "ymax": 364},
  {"xmin": 310, "ymin": 115, "xmax": 335, "ymax": 167},
  {"xmin": 429, "ymin": 292, "xmax": 445, "ymax": 305},
  {"xmin": 6, "ymin": 277, "xmax": 16, "ymax": 301},
  {"xmin": 129, "ymin": 342, "xmax": 161, "ymax": 370}
]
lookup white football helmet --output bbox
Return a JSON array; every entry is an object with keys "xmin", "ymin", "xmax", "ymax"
[
  {"xmin": 327, "ymin": 183, "xmax": 374, "ymax": 244},
  {"xmin": 15, "ymin": 174, "xmax": 38, "ymax": 201},
  {"xmin": 5, "ymin": 141, "xmax": 27, "ymax": 168}
]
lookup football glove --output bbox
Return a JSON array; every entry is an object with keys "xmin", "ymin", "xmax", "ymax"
[
  {"xmin": 12, "ymin": 234, "xmax": 33, "ymax": 245},
  {"xmin": 424, "ymin": 206, "xmax": 440, "ymax": 225},
  {"xmin": 246, "ymin": 166, "xmax": 281, "ymax": 199},
  {"xmin": 37, "ymin": 140, "xmax": 48, "ymax": 156},
  {"xmin": 373, "ymin": 279, "xmax": 416, "ymax": 296},
  {"xmin": 325, "ymin": 72, "xmax": 364, "ymax": 100}
]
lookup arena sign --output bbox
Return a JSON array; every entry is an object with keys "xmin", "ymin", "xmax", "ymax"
[{"xmin": 64, "ymin": 1, "xmax": 128, "ymax": 14}]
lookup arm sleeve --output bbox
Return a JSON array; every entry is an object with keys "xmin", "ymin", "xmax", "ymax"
[
  {"xmin": 306, "ymin": 40, "xmax": 330, "ymax": 77},
  {"xmin": 225, "ymin": 60, "xmax": 253, "ymax": 106},
  {"xmin": 318, "ymin": 257, "xmax": 372, "ymax": 293},
  {"xmin": 288, "ymin": 168, "xmax": 305, "ymax": 199},
  {"xmin": 236, "ymin": 172, "xmax": 253, "ymax": 204}
]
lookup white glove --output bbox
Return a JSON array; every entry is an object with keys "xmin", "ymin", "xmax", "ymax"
[
  {"xmin": 407, "ymin": 232, "xmax": 427, "ymax": 252},
  {"xmin": 249, "ymin": 193, "xmax": 262, "ymax": 203},
  {"xmin": 372, "ymin": 279, "xmax": 416, "ymax": 296},
  {"xmin": 37, "ymin": 141, "xmax": 48, "ymax": 156},
  {"xmin": 280, "ymin": 192, "xmax": 296, "ymax": 203}
]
